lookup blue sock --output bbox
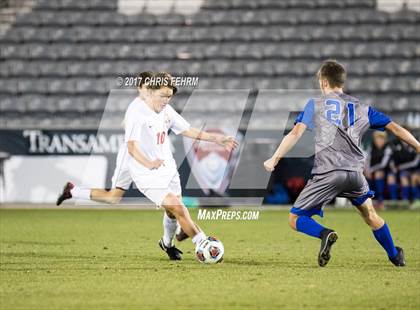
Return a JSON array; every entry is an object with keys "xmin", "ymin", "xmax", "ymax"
[
  {"xmin": 296, "ymin": 216, "xmax": 325, "ymax": 239},
  {"xmin": 412, "ymin": 186, "xmax": 419, "ymax": 200},
  {"xmin": 389, "ymin": 184, "xmax": 398, "ymax": 200},
  {"xmin": 373, "ymin": 223, "xmax": 398, "ymax": 258},
  {"xmin": 402, "ymin": 186, "xmax": 410, "ymax": 200},
  {"xmin": 375, "ymin": 178, "xmax": 385, "ymax": 201}
]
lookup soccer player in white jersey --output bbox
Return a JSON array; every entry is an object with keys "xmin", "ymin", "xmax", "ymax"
[
  {"xmin": 57, "ymin": 71, "xmax": 193, "ymax": 260},
  {"xmin": 125, "ymin": 72, "xmax": 238, "ymax": 258},
  {"xmin": 56, "ymin": 71, "xmax": 154, "ymax": 205}
]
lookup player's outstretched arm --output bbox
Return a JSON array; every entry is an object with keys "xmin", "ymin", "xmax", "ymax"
[
  {"xmin": 386, "ymin": 122, "xmax": 420, "ymax": 153},
  {"xmin": 263, "ymin": 123, "xmax": 307, "ymax": 172},
  {"xmin": 181, "ymin": 127, "xmax": 239, "ymax": 151},
  {"xmin": 127, "ymin": 140, "xmax": 164, "ymax": 169}
]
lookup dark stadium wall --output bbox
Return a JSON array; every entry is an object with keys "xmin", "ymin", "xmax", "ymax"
[{"xmin": 0, "ymin": 128, "xmax": 315, "ymax": 204}]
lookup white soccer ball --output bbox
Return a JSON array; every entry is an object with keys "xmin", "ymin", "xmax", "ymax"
[{"xmin": 195, "ymin": 236, "xmax": 224, "ymax": 264}]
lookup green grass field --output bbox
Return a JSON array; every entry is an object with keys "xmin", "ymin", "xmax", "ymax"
[{"xmin": 0, "ymin": 208, "xmax": 419, "ymax": 309}]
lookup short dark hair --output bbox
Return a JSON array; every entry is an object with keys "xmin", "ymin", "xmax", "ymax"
[
  {"xmin": 137, "ymin": 71, "xmax": 154, "ymax": 88},
  {"xmin": 317, "ymin": 60, "xmax": 346, "ymax": 88},
  {"xmin": 146, "ymin": 72, "xmax": 177, "ymax": 95}
]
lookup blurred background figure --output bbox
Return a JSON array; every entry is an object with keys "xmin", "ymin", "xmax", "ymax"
[
  {"xmin": 365, "ymin": 130, "xmax": 420, "ymax": 209},
  {"xmin": 389, "ymin": 130, "xmax": 420, "ymax": 204},
  {"xmin": 365, "ymin": 131, "xmax": 393, "ymax": 209}
]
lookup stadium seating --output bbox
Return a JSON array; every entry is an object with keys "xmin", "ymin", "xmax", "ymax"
[{"xmin": 0, "ymin": 0, "xmax": 419, "ymax": 128}]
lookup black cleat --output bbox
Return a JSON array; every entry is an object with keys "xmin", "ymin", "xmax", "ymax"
[
  {"xmin": 318, "ymin": 229, "xmax": 338, "ymax": 267},
  {"xmin": 175, "ymin": 228, "xmax": 189, "ymax": 242},
  {"xmin": 158, "ymin": 238, "xmax": 183, "ymax": 261},
  {"xmin": 389, "ymin": 246, "xmax": 406, "ymax": 267},
  {"xmin": 56, "ymin": 182, "xmax": 74, "ymax": 206}
]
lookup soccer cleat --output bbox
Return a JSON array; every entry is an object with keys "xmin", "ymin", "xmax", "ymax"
[
  {"xmin": 56, "ymin": 182, "xmax": 74, "ymax": 206},
  {"xmin": 158, "ymin": 238, "xmax": 183, "ymax": 261},
  {"xmin": 389, "ymin": 246, "xmax": 406, "ymax": 267},
  {"xmin": 175, "ymin": 228, "xmax": 189, "ymax": 242},
  {"xmin": 318, "ymin": 229, "xmax": 338, "ymax": 267}
]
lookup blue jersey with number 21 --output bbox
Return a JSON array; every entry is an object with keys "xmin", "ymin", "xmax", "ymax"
[{"xmin": 295, "ymin": 91, "xmax": 391, "ymax": 174}]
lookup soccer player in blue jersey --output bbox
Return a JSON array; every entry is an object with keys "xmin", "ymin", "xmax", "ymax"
[{"xmin": 264, "ymin": 60, "xmax": 420, "ymax": 267}]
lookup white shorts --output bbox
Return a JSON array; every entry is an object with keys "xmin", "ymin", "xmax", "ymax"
[
  {"xmin": 111, "ymin": 145, "xmax": 132, "ymax": 191},
  {"xmin": 130, "ymin": 166, "xmax": 182, "ymax": 207}
]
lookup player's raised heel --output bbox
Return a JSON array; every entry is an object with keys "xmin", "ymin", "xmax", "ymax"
[
  {"xmin": 56, "ymin": 182, "xmax": 74, "ymax": 206},
  {"xmin": 389, "ymin": 246, "xmax": 406, "ymax": 267},
  {"xmin": 175, "ymin": 228, "xmax": 189, "ymax": 242},
  {"xmin": 318, "ymin": 230, "xmax": 338, "ymax": 267},
  {"xmin": 158, "ymin": 238, "xmax": 183, "ymax": 261}
]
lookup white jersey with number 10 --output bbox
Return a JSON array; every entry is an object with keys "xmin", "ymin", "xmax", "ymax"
[{"xmin": 124, "ymin": 97, "xmax": 190, "ymax": 174}]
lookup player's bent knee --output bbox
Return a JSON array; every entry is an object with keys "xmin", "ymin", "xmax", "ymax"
[
  {"xmin": 363, "ymin": 208, "xmax": 383, "ymax": 228},
  {"xmin": 165, "ymin": 210, "xmax": 176, "ymax": 219},
  {"xmin": 166, "ymin": 204, "xmax": 186, "ymax": 218},
  {"xmin": 162, "ymin": 193, "xmax": 184, "ymax": 215},
  {"xmin": 362, "ymin": 208, "xmax": 375, "ymax": 222},
  {"xmin": 288, "ymin": 213, "xmax": 298, "ymax": 230},
  {"xmin": 106, "ymin": 189, "xmax": 124, "ymax": 204},
  {"xmin": 162, "ymin": 193, "xmax": 182, "ymax": 205},
  {"xmin": 108, "ymin": 196, "xmax": 122, "ymax": 205},
  {"xmin": 374, "ymin": 170, "xmax": 384, "ymax": 179},
  {"xmin": 401, "ymin": 177, "xmax": 410, "ymax": 186}
]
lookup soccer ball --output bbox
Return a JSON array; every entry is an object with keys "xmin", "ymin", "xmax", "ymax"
[{"xmin": 195, "ymin": 236, "xmax": 224, "ymax": 264}]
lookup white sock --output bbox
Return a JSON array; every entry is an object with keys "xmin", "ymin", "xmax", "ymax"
[
  {"xmin": 192, "ymin": 231, "xmax": 206, "ymax": 246},
  {"xmin": 175, "ymin": 222, "xmax": 181, "ymax": 235},
  {"xmin": 162, "ymin": 212, "xmax": 177, "ymax": 247},
  {"xmin": 70, "ymin": 186, "xmax": 91, "ymax": 200}
]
